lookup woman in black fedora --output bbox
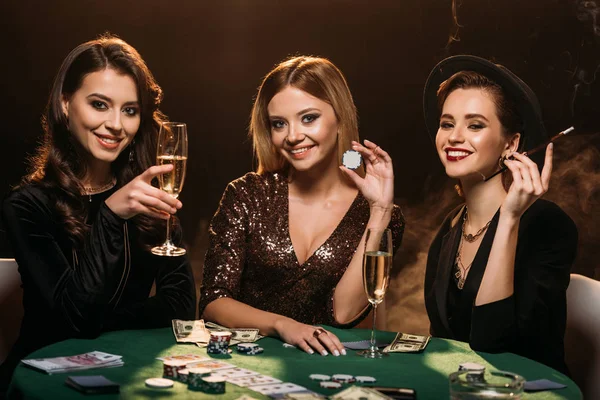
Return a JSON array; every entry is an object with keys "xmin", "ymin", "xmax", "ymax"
[{"xmin": 422, "ymin": 55, "xmax": 578, "ymax": 374}]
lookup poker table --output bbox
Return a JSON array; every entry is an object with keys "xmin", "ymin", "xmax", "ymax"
[{"xmin": 8, "ymin": 326, "xmax": 581, "ymax": 399}]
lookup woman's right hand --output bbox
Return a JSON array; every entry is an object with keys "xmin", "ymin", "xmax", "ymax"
[
  {"xmin": 105, "ymin": 165, "xmax": 182, "ymax": 220},
  {"xmin": 274, "ymin": 317, "xmax": 347, "ymax": 356}
]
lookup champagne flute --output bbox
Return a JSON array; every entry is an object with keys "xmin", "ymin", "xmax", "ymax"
[
  {"xmin": 151, "ymin": 122, "xmax": 188, "ymax": 257},
  {"xmin": 357, "ymin": 228, "xmax": 393, "ymax": 358}
]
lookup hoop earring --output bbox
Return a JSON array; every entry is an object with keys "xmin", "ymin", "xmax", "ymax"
[
  {"xmin": 498, "ymin": 154, "xmax": 507, "ymax": 169},
  {"xmin": 129, "ymin": 139, "xmax": 135, "ymax": 162}
]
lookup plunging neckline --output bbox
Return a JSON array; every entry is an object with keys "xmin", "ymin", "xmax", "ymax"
[{"xmin": 284, "ymin": 182, "xmax": 361, "ymax": 267}]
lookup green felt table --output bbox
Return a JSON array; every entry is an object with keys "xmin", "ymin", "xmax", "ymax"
[{"xmin": 8, "ymin": 327, "xmax": 581, "ymax": 399}]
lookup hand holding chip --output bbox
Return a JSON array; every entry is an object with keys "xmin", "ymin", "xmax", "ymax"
[{"xmin": 340, "ymin": 140, "xmax": 394, "ymax": 216}]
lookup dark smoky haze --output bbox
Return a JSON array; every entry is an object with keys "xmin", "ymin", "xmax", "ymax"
[{"xmin": 387, "ymin": 0, "xmax": 600, "ymax": 334}]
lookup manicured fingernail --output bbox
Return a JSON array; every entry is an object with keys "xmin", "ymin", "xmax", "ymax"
[
  {"xmin": 341, "ymin": 349, "xmax": 347, "ymax": 356},
  {"xmin": 333, "ymin": 350, "xmax": 340, "ymax": 357},
  {"xmin": 549, "ymin": 143, "xmax": 554, "ymax": 150},
  {"xmin": 307, "ymin": 349, "xmax": 314, "ymax": 355},
  {"xmin": 177, "ymin": 201, "xmax": 183, "ymax": 208},
  {"xmin": 321, "ymin": 350, "xmax": 328, "ymax": 356}
]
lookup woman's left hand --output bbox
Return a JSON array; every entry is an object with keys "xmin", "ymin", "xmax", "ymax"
[
  {"xmin": 501, "ymin": 143, "xmax": 553, "ymax": 219},
  {"xmin": 340, "ymin": 139, "xmax": 394, "ymax": 210}
]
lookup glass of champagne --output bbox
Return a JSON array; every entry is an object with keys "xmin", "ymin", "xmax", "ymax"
[
  {"xmin": 357, "ymin": 228, "xmax": 393, "ymax": 358},
  {"xmin": 151, "ymin": 122, "xmax": 188, "ymax": 257}
]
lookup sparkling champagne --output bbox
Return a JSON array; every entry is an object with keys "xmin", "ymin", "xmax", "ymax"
[
  {"xmin": 363, "ymin": 250, "xmax": 392, "ymax": 305},
  {"xmin": 157, "ymin": 155, "xmax": 187, "ymax": 198}
]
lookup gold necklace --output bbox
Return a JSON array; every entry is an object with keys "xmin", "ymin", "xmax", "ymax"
[
  {"xmin": 82, "ymin": 178, "xmax": 117, "ymax": 202},
  {"xmin": 461, "ymin": 209, "xmax": 492, "ymax": 243},
  {"xmin": 454, "ymin": 237, "xmax": 473, "ymax": 290}
]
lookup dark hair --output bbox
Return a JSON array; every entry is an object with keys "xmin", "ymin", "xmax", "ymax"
[
  {"xmin": 26, "ymin": 34, "xmax": 166, "ymax": 247},
  {"xmin": 436, "ymin": 70, "xmax": 524, "ymax": 193},
  {"xmin": 249, "ymin": 56, "xmax": 364, "ymax": 176},
  {"xmin": 437, "ymin": 70, "xmax": 524, "ymax": 147}
]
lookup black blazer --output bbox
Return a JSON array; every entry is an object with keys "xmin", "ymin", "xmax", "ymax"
[{"xmin": 425, "ymin": 199, "xmax": 578, "ymax": 374}]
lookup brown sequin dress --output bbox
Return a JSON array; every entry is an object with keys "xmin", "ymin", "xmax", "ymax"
[{"xmin": 199, "ymin": 172, "xmax": 405, "ymax": 327}]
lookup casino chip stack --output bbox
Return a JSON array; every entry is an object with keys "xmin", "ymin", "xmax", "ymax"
[
  {"xmin": 207, "ymin": 331, "xmax": 232, "ymax": 355},
  {"xmin": 177, "ymin": 368, "xmax": 190, "ymax": 383},
  {"xmin": 236, "ymin": 343, "xmax": 264, "ymax": 355},
  {"xmin": 201, "ymin": 376, "xmax": 226, "ymax": 394},
  {"xmin": 187, "ymin": 367, "xmax": 212, "ymax": 391},
  {"xmin": 162, "ymin": 360, "xmax": 188, "ymax": 380}
]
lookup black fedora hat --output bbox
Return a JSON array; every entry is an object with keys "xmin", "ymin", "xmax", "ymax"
[{"xmin": 423, "ymin": 55, "xmax": 547, "ymax": 155}]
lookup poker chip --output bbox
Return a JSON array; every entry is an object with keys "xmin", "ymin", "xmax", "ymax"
[
  {"xmin": 162, "ymin": 360, "xmax": 188, "ymax": 379},
  {"xmin": 201, "ymin": 375, "xmax": 226, "ymax": 394},
  {"xmin": 309, "ymin": 374, "xmax": 331, "ymax": 381},
  {"xmin": 145, "ymin": 378, "xmax": 174, "ymax": 388},
  {"xmin": 342, "ymin": 150, "xmax": 362, "ymax": 170},
  {"xmin": 237, "ymin": 343, "xmax": 259, "ymax": 353},
  {"xmin": 207, "ymin": 331, "xmax": 232, "ymax": 355},
  {"xmin": 239, "ymin": 346, "xmax": 264, "ymax": 355},
  {"xmin": 355, "ymin": 376, "xmax": 377, "ymax": 383},
  {"xmin": 459, "ymin": 362, "xmax": 486, "ymax": 372},
  {"xmin": 187, "ymin": 368, "xmax": 212, "ymax": 391},
  {"xmin": 332, "ymin": 374, "xmax": 355, "ymax": 383},
  {"xmin": 177, "ymin": 368, "xmax": 189, "ymax": 383},
  {"xmin": 320, "ymin": 381, "xmax": 342, "ymax": 389}
]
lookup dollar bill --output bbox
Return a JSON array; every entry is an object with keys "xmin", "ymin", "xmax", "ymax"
[
  {"xmin": 204, "ymin": 321, "xmax": 263, "ymax": 346},
  {"xmin": 331, "ymin": 386, "xmax": 393, "ymax": 400},
  {"xmin": 382, "ymin": 332, "xmax": 431, "ymax": 353},
  {"xmin": 172, "ymin": 319, "xmax": 211, "ymax": 344}
]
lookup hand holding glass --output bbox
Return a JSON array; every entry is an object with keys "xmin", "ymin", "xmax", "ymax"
[
  {"xmin": 357, "ymin": 228, "xmax": 392, "ymax": 358},
  {"xmin": 151, "ymin": 122, "xmax": 188, "ymax": 257}
]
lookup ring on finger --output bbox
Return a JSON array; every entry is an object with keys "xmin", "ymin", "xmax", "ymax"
[
  {"xmin": 370, "ymin": 156, "xmax": 379, "ymax": 164},
  {"xmin": 313, "ymin": 328, "xmax": 326, "ymax": 339}
]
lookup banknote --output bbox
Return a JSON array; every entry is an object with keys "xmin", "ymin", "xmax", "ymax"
[
  {"xmin": 382, "ymin": 332, "xmax": 431, "ymax": 353},
  {"xmin": 22, "ymin": 351, "xmax": 123, "ymax": 374},
  {"xmin": 172, "ymin": 319, "xmax": 211, "ymax": 344}
]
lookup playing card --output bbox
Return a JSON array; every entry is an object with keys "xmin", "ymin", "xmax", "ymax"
[
  {"xmin": 185, "ymin": 359, "xmax": 236, "ymax": 370},
  {"xmin": 156, "ymin": 354, "xmax": 209, "ymax": 363},
  {"xmin": 249, "ymin": 382, "xmax": 307, "ymax": 396},
  {"xmin": 211, "ymin": 367, "xmax": 260, "ymax": 379},
  {"xmin": 228, "ymin": 374, "xmax": 282, "ymax": 387},
  {"xmin": 524, "ymin": 379, "xmax": 567, "ymax": 392}
]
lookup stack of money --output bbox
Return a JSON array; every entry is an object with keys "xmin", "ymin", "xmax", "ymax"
[
  {"xmin": 21, "ymin": 351, "xmax": 123, "ymax": 374},
  {"xmin": 382, "ymin": 333, "xmax": 431, "ymax": 353},
  {"xmin": 172, "ymin": 319, "xmax": 211, "ymax": 345}
]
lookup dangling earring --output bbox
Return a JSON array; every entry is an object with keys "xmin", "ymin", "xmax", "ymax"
[{"xmin": 129, "ymin": 139, "xmax": 135, "ymax": 162}]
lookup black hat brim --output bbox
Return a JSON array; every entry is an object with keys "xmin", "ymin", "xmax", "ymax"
[{"xmin": 423, "ymin": 55, "xmax": 547, "ymax": 154}]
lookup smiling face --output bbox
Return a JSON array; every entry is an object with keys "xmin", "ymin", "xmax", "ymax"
[
  {"xmin": 267, "ymin": 86, "xmax": 339, "ymax": 173},
  {"xmin": 62, "ymin": 68, "xmax": 140, "ymax": 171},
  {"xmin": 436, "ymin": 88, "xmax": 519, "ymax": 180}
]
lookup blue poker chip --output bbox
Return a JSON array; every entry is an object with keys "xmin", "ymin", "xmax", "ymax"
[{"xmin": 342, "ymin": 150, "xmax": 362, "ymax": 170}]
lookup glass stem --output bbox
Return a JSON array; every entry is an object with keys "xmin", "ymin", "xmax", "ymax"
[
  {"xmin": 165, "ymin": 214, "xmax": 173, "ymax": 247},
  {"xmin": 370, "ymin": 303, "xmax": 378, "ymax": 351}
]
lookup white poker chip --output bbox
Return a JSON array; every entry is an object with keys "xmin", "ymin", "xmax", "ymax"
[
  {"xmin": 145, "ymin": 378, "xmax": 174, "ymax": 388},
  {"xmin": 320, "ymin": 381, "xmax": 342, "ymax": 389},
  {"xmin": 459, "ymin": 362, "xmax": 486, "ymax": 371},
  {"xmin": 332, "ymin": 374, "xmax": 355, "ymax": 383},
  {"xmin": 355, "ymin": 376, "xmax": 377, "ymax": 383},
  {"xmin": 342, "ymin": 150, "xmax": 362, "ymax": 170},
  {"xmin": 309, "ymin": 374, "xmax": 331, "ymax": 381}
]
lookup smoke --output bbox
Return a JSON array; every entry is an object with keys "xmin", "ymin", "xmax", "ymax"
[{"xmin": 575, "ymin": 0, "xmax": 600, "ymax": 36}]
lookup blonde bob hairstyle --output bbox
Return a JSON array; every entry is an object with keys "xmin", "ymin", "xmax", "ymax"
[{"xmin": 249, "ymin": 56, "xmax": 364, "ymax": 176}]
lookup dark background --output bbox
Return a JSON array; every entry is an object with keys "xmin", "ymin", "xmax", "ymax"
[{"xmin": 1, "ymin": 0, "xmax": 599, "ymax": 289}]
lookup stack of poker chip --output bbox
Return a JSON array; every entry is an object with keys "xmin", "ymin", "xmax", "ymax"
[
  {"xmin": 176, "ymin": 368, "xmax": 190, "ymax": 384},
  {"xmin": 187, "ymin": 367, "xmax": 212, "ymax": 391},
  {"xmin": 236, "ymin": 342, "xmax": 264, "ymax": 355},
  {"xmin": 162, "ymin": 360, "xmax": 188, "ymax": 380},
  {"xmin": 207, "ymin": 331, "xmax": 232, "ymax": 355},
  {"xmin": 200, "ymin": 376, "xmax": 226, "ymax": 394}
]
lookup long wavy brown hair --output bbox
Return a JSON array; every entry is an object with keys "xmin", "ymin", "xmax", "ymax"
[{"xmin": 25, "ymin": 34, "xmax": 167, "ymax": 248}]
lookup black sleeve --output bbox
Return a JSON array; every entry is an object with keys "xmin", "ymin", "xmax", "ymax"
[
  {"xmin": 469, "ymin": 202, "xmax": 578, "ymax": 366},
  {"xmin": 2, "ymin": 188, "xmax": 130, "ymax": 336},
  {"xmin": 107, "ymin": 252, "xmax": 196, "ymax": 329}
]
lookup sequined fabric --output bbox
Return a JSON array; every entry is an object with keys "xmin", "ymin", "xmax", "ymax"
[{"xmin": 199, "ymin": 172, "xmax": 405, "ymax": 327}]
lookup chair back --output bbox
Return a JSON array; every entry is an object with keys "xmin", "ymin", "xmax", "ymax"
[
  {"xmin": 566, "ymin": 273, "xmax": 600, "ymax": 400},
  {"xmin": 0, "ymin": 258, "xmax": 23, "ymax": 364}
]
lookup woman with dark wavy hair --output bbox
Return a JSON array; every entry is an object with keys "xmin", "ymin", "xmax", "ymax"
[{"xmin": 0, "ymin": 35, "xmax": 195, "ymax": 391}]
